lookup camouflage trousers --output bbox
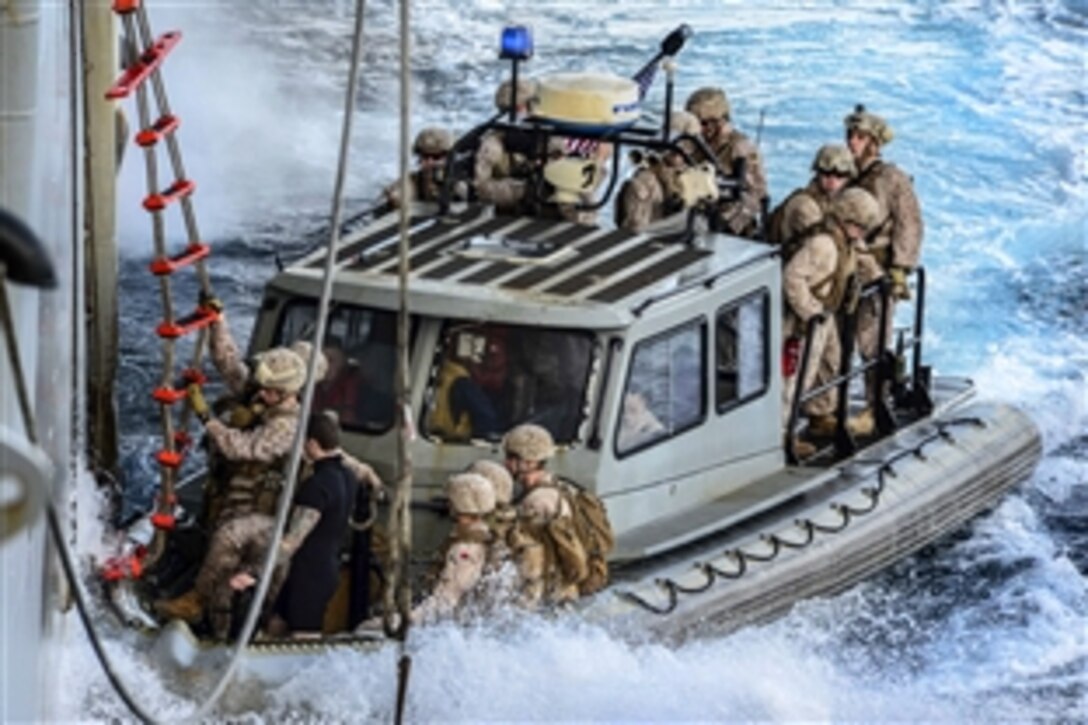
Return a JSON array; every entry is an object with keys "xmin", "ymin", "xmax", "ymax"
[
  {"xmin": 195, "ymin": 513, "xmax": 288, "ymax": 639},
  {"xmin": 782, "ymin": 312, "xmax": 840, "ymax": 428}
]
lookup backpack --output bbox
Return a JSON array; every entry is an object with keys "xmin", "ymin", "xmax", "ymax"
[{"xmin": 555, "ymin": 480, "xmax": 615, "ymax": 596}]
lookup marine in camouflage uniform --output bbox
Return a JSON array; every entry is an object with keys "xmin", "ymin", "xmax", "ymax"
[
  {"xmin": 410, "ymin": 473, "xmax": 511, "ymax": 624},
  {"xmin": 503, "ymin": 424, "xmax": 586, "ymax": 608},
  {"xmin": 686, "ymin": 87, "xmax": 768, "ymax": 238},
  {"xmin": 474, "ymin": 78, "xmax": 539, "ymax": 214},
  {"xmin": 468, "ymin": 458, "xmax": 516, "ymax": 546},
  {"xmin": 152, "ymin": 316, "xmax": 308, "ymax": 628},
  {"xmin": 383, "ymin": 127, "xmax": 465, "ymax": 209},
  {"xmin": 844, "ymin": 106, "xmax": 924, "ymax": 434},
  {"xmin": 204, "ymin": 314, "xmax": 305, "ymax": 525},
  {"xmin": 782, "ymin": 188, "xmax": 881, "ymax": 453},
  {"xmin": 616, "ymin": 111, "xmax": 703, "ymax": 233},
  {"xmin": 768, "ymin": 144, "xmax": 857, "ymax": 250}
]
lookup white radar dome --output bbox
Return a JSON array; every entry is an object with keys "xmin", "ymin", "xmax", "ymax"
[{"xmin": 534, "ymin": 72, "xmax": 640, "ymax": 131}]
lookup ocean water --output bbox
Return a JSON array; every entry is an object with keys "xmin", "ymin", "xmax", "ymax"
[{"xmin": 62, "ymin": 0, "xmax": 1086, "ymax": 720}]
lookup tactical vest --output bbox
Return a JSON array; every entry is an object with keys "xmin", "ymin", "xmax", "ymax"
[
  {"xmin": 802, "ymin": 223, "xmax": 859, "ymax": 315},
  {"xmin": 514, "ymin": 475, "xmax": 613, "ymax": 598},
  {"xmin": 851, "ymin": 159, "xmax": 894, "ymax": 267},
  {"xmin": 211, "ymin": 405, "xmax": 295, "ymax": 525}
]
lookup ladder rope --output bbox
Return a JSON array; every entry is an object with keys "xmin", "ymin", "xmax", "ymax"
[{"xmin": 109, "ymin": 0, "xmax": 217, "ymax": 553}]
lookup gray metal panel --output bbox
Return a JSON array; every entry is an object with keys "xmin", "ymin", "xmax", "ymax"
[
  {"xmin": 590, "ymin": 246, "xmax": 711, "ymax": 304},
  {"xmin": 502, "ymin": 228, "xmax": 632, "ymax": 290},
  {"xmin": 544, "ymin": 236, "xmax": 666, "ymax": 296},
  {"xmin": 371, "ymin": 211, "xmax": 509, "ymax": 272},
  {"xmin": 319, "ymin": 215, "xmax": 423, "ymax": 267}
]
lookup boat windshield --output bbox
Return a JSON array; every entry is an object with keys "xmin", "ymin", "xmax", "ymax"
[
  {"xmin": 275, "ymin": 300, "xmax": 409, "ymax": 434},
  {"xmin": 421, "ymin": 321, "xmax": 596, "ymax": 444}
]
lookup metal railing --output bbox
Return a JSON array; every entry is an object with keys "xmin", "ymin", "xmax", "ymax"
[{"xmin": 785, "ymin": 267, "xmax": 932, "ymax": 465}]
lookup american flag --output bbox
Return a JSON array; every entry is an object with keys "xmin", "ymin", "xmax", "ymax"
[
  {"xmin": 564, "ymin": 137, "xmax": 600, "ymax": 158},
  {"xmin": 631, "ymin": 58, "xmax": 659, "ymax": 101}
]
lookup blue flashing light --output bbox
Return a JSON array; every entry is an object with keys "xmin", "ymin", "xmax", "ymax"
[{"xmin": 500, "ymin": 26, "xmax": 533, "ymax": 60}]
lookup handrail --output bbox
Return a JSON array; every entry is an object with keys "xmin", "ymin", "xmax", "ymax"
[{"xmin": 787, "ymin": 267, "xmax": 929, "ymax": 464}]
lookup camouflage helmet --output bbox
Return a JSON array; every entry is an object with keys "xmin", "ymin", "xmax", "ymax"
[
  {"xmin": 830, "ymin": 187, "xmax": 882, "ymax": 232},
  {"xmin": 502, "ymin": 423, "xmax": 555, "ymax": 463},
  {"xmin": 844, "ymin": 104, "xmax": 894, "ymax": 145},
  {"xmin": 811, "ymin": 144, "xmax": 857, "ymax": 177},
  {"xmin": 447, "ymin": 472, "xmax": 496, "ymax": 516},
  {"xmin": 412, "ymin": 127, "xmax": 453, "ymax": 156},
  {"xmin": 685, "ymin": 87, "xmax": 730, "ymax": 121},
  {"xmin": 467, "ymin": 459, "xmax": 514, "ymax": 506},
  {"xmin": 290, "ymin": 340, "xmax": 328, "ymax": 382},
  {"xmin": 494, "ymin": 78, "xmax": 538, "ymax": 112},
  {"xmin": 252, "ymin": 347, "xmax": 307, "ymax": 394},
  {"xmin": 669, "ymin": 110, "xmax": 702, "ymax": 138}
]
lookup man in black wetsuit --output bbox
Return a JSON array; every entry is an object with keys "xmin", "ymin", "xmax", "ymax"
[{"xmin": 270, "ymin": 413, "xmax": 355, "ymax": 638}]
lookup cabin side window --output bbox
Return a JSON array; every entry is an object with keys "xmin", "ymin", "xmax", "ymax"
[
  {"xmin": 275, "ymin": 300, "xmax": 408, "ymax": 434},
  {"xmin": 616, "ymin": 319, "xmax": 706, "ymax": 456},
  {"xmin": 421, "ymin": 321, "xmax": 595, "ymax": 444},
  {"xmin": 716, "ymin": 290, "xmax": 770, "ymax": 413}
]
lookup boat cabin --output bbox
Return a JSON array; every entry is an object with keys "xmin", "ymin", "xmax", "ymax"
[{"xmin": 249, "ymin": 204, "xmax": 787, "ymax": 561}]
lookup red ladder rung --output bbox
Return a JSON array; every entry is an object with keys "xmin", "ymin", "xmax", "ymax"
[
  {"xmin": 149, "ymin": 242, "xmax": 210, "ymax": 276},
  {"xmin": 150, "ymin": 513, "xmax": 177, "ymax": 531},
  {"xmin": 135, "ymin": 114, "xmax": 181, "ymax": 148},
  {"xmin": 143, "ymin": 178, "xmax": 195, "ymax": 212},
  {"xmin": 105, "ymin": 31, "xmax": 182, "ymax": 100},
  {"xmin": 151, "ymin": 386, "xmax": 187, "ymax": 405},
  {"xmin": 151, "ymin": 491, "xmax": 178, "ymax": 530},
  {"xmin": 155, "ymin": 449, "xmax": 184, "ymax": 469},
  {"xmin": 156, "ymin": 305, "xmax": 219, "ymax": 339},
  {"xmin": 112, "ymin": 0, "xmax": 142, "ymax": 14},
  {"xmin": 150, "ymin": 368, "xmax": 210, "ymax": 404}
]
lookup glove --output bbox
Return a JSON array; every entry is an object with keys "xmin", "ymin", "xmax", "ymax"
[
  {"xmin": 889, "ymin": 266, "xmax": 911, "ymax": 301},
  {"xmin": 188, "ymin": 384, "xmax": 210, "ymax": 423},
  {"xmin": 199, "ymin": 291, "xmax": 224, "ymax": 314},
  {"xmin": 227, "ymin": 403, "xmax": 257, "ymax": 429}
]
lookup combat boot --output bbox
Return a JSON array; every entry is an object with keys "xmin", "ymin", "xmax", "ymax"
[
  {"xmin": 846, "ymin": 408, "xmax": 875, "ymax": 437},
  {"xmin": 791, "ymin": 437, "xmax": 817, "ymax": 458},
  {"xmin": 806, "ymin": 414, "xmax": 839, "ymax": 439},
  {"xmin": 153, "ymin": 588, "xmax": 205, "ymax": 623}
]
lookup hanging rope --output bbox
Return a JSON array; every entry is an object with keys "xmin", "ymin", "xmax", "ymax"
[
  {"xmin": 190, "ymin": 0, "xmax": 369, "ymax": 717},
  {"xmin": 388, "ymin": 1, "xmax": 415, "ymax": 722},
  {"xmin": 616, "ymin": 417, "xmax": 986, "ymax": 616}
]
